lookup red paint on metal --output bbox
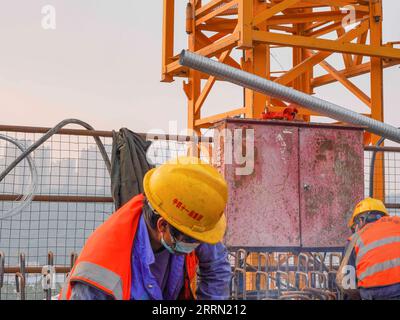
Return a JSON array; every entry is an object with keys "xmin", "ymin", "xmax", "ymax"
[
  {"xmin": 261, "ymin": 107, "xmax": 298, "ymax": 121},
  {"xmin": 299, "ymin": 128, "xmax": 364, "ymax": 248},
  {"xmin": 214, "ymin": 119, "xmax": 364, "ymax": 249},
  {"xmin": 215, "ymin": 121, "xmax": 301, "ymax": 247}
]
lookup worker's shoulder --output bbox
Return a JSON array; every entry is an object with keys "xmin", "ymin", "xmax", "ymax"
[
  {"xmin": 387, "ymin": 216, "xmax": 400, "ymax": 223},
  {"xmin": 374, "ymin": 215, "xmax": 400, "ymax": 226}
]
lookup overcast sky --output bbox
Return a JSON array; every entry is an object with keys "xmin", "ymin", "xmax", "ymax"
[{"xmin": 0, "ymin": 1, "xmax": 399, "ymax": 135}]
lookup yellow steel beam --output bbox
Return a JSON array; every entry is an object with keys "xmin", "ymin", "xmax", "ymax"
[
  {"xmin": 198, "ymin": 18, "xmax": 237, "ymax": 32},
  {"xmin": 271, "ymin": 98, "xmax": 288, "ymax": 109},
  {"xmin": 354, "ymin": 30, "xmax": 369, "ymax": 65},
  {"xmin": 252, "ymin": 29, "xmax": 400, "ymax": 60},
  {"xmin": 196, "ymin": 0, "xmax": 231, "ymax": 18},
  {"xmin": 196, "ymin": 1, "xmax": 238, "ymax": 26},
  {"xmin": 194, "ymin": 108, "xmax": 246, "ymax": 127},
  {"xmin": 297, "ymin": 6, "xmax": 314, "ymax": 122},
  {"xmin": 308, "ymin": 21, "xmax": 344, "ymax": 37},
  {"xmin": 265, "ymin": 0, "xmax": 363, "ymax": 10},
  {"xmin": 196, "ymin": 32, "xmax": 241, "ymax": 69},
  {"xmin": 333, "ymin": 5, "xmax": 355, "ymax": 69},
  {"xmin": 368, "ymin": 0, "xmax": 384, "ymax": 199},
  {"xmin": 161, "ymin": 0, "xmax": 175, "ymax": 83},
  {"xmin": 166, "ymin": 32, "xmax": 239, "ymax": 75},
  {"xmin": 304, "ymin": 20, "xmax": 334, "ymax": 33},
  {"xmin": 188, "ymin": 32, "xmax": 239, "ymax": 58},
  {"xmin": 187, "ymin": 0, "xmax": 202, "ymax": 135},
  {"xmin": 195, "ymin": 49, "xmax": 233, "ymax": 114},
  {"xmin": 263, "ymin": 10, "xmax": 365, "ymax": 26},
  {"xmin": 238, "ymin": 0, "xmax": 253, "ymax": 48},
  {"xmin": 268, "ymin": 25, "xmax": 296, "ymax": 33},
  {"xmin": 319, "ymin": 60, "xmax": 371, "ymax": 107},
  {"xmin": 275, "ymin": 21, "xmax": 369, "ymax": 85},
  {"xmin": 214, "ymin": 8, "xmax": 239, "ymax": 16},
  {"xmin": 370, "ymin": 0, "xmax": 384, "ymax": 123},
  {"xmin": 195, "ymin": 77, "xmax": 217, "ymax": 115},
  {"xmin": 208, "ymin": 31, "xmax": 231, "ymax": 43},
  {"xmin": 253, "ymin": 0, "xmax": 302, "ymax": 26},
  {"xmin": 307, "ymin": 0, "xmax": 369, "ymax": 11},
  {"xmin": 243, "ymin": 0, "xmax": 269, "ymax": 118},
  {"xmin": 312, "ymin": 59, "xmax": 400, "ymax": 87},
  {"xmin": 162, "ymin": 0, "xmax": 397, "ymax": 168}
]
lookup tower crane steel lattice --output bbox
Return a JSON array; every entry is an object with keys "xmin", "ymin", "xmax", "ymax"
[{"xmin": 161, "ymin": 0, "xmax": 400, "ymax": 200}]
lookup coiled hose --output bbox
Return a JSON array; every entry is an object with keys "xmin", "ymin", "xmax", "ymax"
[{"xmin": 0, "ymin": 134, "xmax": 38, "ymax": 220}]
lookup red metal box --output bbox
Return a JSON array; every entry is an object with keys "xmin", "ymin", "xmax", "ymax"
[{"xmin": 213, "ymin": 119, "xmax": 364, "ymax": 250}]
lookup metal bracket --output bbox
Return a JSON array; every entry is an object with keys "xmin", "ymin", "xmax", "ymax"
[{"xmin": 41, "ymin": 265, "xmax": 56, "ymax": 291}]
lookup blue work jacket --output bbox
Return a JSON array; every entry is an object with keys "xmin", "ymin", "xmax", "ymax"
[{"xmin": 70, "ymin": 215, "xmax": 232, "ymax": 300}]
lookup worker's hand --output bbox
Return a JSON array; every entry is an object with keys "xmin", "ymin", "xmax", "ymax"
[{"xmin": 342, "ymin": 289, "xmax": 361, "ymax": 300}]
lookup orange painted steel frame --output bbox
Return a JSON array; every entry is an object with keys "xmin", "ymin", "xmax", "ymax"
[{"xmin": 161, "ymin": 0, "xmax": 400, "ymax": 200}]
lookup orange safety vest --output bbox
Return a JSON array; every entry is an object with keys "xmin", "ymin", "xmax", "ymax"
[
  {"xmin": 60, "ymin": 194, "xmax": 198, "ymax": 300},
  {"xmin": 352, "ymin": 216, "xmax": 400, "ymax": 288}
]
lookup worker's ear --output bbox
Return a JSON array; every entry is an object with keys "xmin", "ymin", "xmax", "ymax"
[{"xmin": 156, "ymin": 217, "xmax": 168, "ymax": 233}]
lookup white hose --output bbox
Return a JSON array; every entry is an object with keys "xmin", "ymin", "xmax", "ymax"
[{"xmin": 0, "ymin": 134, "xmax": 38, "ymax": 220}]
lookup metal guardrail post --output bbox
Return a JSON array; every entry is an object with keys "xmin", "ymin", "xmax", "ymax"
[
  {"xmin": 0, "ymin": 251, "xmax": 4, "ymax": 300},
  {"xmin": 44, "ymin": 251, "xmax": 55, "ymax": 300},
  {"xmin": 15, "ymin": 272, "xmax": 25, "ymax": 300}
]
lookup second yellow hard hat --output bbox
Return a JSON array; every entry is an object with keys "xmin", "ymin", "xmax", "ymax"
[{"xmin": 348, "ymin": 197, "xmax": 389, "ymax": 228}]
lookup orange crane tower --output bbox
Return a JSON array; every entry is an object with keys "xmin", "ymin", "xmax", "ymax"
[{"xmin": 161, "ymin": 0, "xmax": 400, "ymax": 199}]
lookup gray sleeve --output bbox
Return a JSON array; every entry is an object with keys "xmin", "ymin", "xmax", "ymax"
[
  {"xmin": 344, "ymin": 240, "xmax": 357, "ymax": 268},
  {"xmin": 69, "ymin": 282, "xmax": 114, "ymax": 300}
]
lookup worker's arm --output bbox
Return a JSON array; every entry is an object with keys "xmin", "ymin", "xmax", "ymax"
[
  {"xmin": 337, "ymin": 240, "xmax": 361, "ymax": 300},
  {"xmin": 195, "ymin": 242, "xmax": 232, "ymax": 300},
  {"xmin": 346, "ymin": 242, "xmax": 356, "ymax": 268},
  {"xmin": 69, "ymin": 282, "xmax": 114, "ymax": 300}
]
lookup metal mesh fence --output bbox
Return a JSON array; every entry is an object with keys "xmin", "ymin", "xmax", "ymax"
[
  {"xmin": 0, "ymin": 131, "xmax": 114, "ymax": 300},
  {"xmin": 0, "ymin": 128, "xmax": 198, "ymax": 300},
  {"xmin": 1, "ymin": 125, "xmax": 400, "ymax": 300},
  {"xmin": 364, "ymin": 147, "xmax": 400, "ymax": 216}
]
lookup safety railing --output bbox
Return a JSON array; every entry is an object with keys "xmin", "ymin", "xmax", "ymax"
[
  {"xmin": 0, "ymin": 123, "xmax": 202, "ymax": 300},
  {"xmin": 1, "ymin": 124, "xmax": 400, "ymax": 300},
  {"xmin": 364, "ymin": 145, "xmax": 400, "ymax": 216}
]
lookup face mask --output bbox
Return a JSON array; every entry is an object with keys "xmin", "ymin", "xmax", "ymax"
[
  {"xmin": 174, "ymin": 240, "xmax": 199, "ymax": 254},
  {"xmin": 161, "ymin": 233, "xmax": 200, "ymax": 255},
  {"xmin": 161, "ymin": 234, "xmax": 176, "ymax": 255}
]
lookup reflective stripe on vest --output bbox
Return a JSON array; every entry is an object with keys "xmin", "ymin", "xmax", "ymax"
[
  {"xmin": 356, "ymin": 236, "xmax": 400, "ymax": 266},
  {"xmin": 60, "ymin": 274, "xmax": 70, "ymax": 300},
  {"xmin": 354, "ymin": 217, "xmax": 400, "ymax": 287},
  {"xmin": 354, "ymin": 234, "xmax": 364, "ymax": 250},
  {"xmin": 59, "ymin": 194, "xmax": 199, "ymax": 300},
  {"xmin": 358, "ymin": 258, "xmax": 400, "ymax": 281},
  {"xmin": 69, "ymin": 261, "xmax": 123, "ymax": 300}
]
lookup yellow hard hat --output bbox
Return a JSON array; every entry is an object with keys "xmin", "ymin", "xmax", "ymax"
[
  {"xmin": 143, "ymin": 156, "xmax": 228, "ymax": 244},
  {"xmin": 348, "ymin": 197, "xmax": 389, "ymax": 228}
]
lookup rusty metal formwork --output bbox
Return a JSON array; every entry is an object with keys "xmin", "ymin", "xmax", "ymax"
[
  {"xmin": 1, "ymin": 123, "xmax": 400, "ymax": 300},
  {"xmin": 230, "ymin": 250, "xmax": 341, "ymax": 300}
]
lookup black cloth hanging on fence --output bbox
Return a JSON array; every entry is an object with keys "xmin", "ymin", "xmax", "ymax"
[{"xmin": 111, "ymin": 128, "xmax": 154, "ymax": 209}]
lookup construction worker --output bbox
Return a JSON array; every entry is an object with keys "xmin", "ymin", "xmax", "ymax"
[
  {"xmin": 59, "ymin": 157, "xmax": 232, "ymax": 300},
  {"xmin": 337, "ymin": 197, "xmax": 400, "ymax": 300}
]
